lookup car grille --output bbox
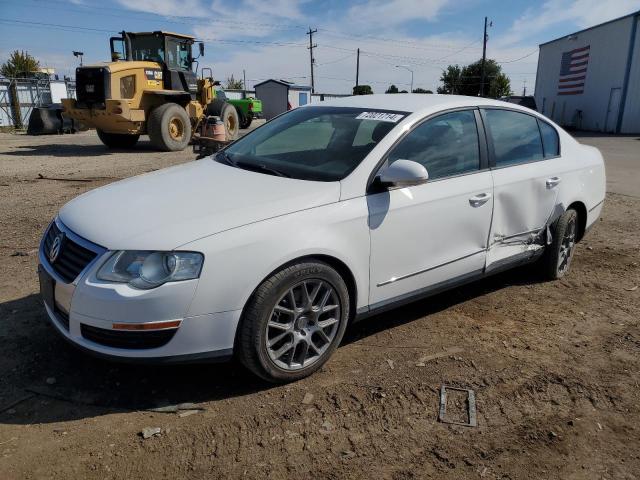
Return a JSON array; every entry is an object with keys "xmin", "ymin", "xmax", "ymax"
[
  {"xmin": 80, "ymin": 324, "xmax": 178, "ymax": 350},
  {"xmin": 75, "ymin": 67, "xmax": 109, "ymax": 107},
  {"xmin": 43, "ymin": 222, "xmax": 98, "ymax": 283}
]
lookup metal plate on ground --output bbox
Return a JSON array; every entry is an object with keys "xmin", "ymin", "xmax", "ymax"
[{"xmin": 438, "ymin": 385, "xmax": 477, "ymax": 427}]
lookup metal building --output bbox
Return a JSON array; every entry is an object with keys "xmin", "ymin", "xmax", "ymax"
[
  {"xmin": 254, "ymin": 79, "xmax": 312, "ymax": 120},
  {"xmin": 535, "ymin": 10, "xmax": 640, "ymax": 133}
]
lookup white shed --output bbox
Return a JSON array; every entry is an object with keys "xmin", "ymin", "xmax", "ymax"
[{"xmin": 534, "ymin": 10, "xmax": 640, "ymax": 133}]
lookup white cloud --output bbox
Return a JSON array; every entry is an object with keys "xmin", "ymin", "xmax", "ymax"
[
  {"xmin": 115, "ymin": 0, "xmax": 206, "ymax": 17},
  {"xmin": 497, "ymin": 0, "xmax": 640, "ymax": 47},
  {"xmin": 346, "ymin": 0, "xmax": 450, "ymax": 26}
]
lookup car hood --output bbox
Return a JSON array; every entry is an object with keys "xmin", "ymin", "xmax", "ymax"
[{"xmin": 59, "ymin": 159, "xmax": 341, "ymax": 250}]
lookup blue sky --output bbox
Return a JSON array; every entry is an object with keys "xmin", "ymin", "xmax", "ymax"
[{"xmin": 1, "ymin": 0, "xmax": 639, "ymax": 94}]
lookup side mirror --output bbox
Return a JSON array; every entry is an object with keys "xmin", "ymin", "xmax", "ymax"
[
  {"xmin": 377, "ymin": 159, "xmax": 429, "ymax": 188},
  {"xmin": 199, "ymin": 42, "xmax": 205, "ymax": 57}
]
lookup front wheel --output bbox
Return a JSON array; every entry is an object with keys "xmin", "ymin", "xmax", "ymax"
[
  {"xmin": 540, "ymin": 208, "xmax": 578, "ymax": 280},
  {"xmin": 147, "ymin": 103, "xmax": 192, "ymax": 152},
  {"xmin": 237, "ymin": 262, "xmax": 350, "ymax": 383},
  {"xmin": 96, "ymin": 130, "xmax": 139, "ymax": 149}
]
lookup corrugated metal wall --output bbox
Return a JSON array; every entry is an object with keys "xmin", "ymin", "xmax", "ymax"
[
  {"xmin": 621, "ymin": 16, "xmax": 640, "ymax": 133},
  {"xmin": 534, "ymin": 15, "xmax": 636, "ymax": 133},
  {"xmin": 0, "ymin": 78, "xmax": 75, "ymax": 127}
]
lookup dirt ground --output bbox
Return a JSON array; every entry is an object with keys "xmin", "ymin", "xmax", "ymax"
[{"xmin": 0, "ymin": 130, "xmax": 638, "ymax": 480}]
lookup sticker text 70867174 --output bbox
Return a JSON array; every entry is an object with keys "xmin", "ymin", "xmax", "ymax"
[{"xmin": 355, "ymin": 111, "xmax": 404, "ymax": 123}]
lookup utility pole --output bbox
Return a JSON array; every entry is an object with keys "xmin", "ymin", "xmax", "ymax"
[
  {"xmin": 355, "ymin": 48, "xmax": 360, "ymax": 88},
  {"xmin": 307, "ymin": 27, "xmax": 317, "ymax": 93},
  {"xmin": 480, "ymin": 16, "xmax": 488, "ymax": 97},
  {"xmin": 243, "ymin": 69, "xmax": 247, "ymax": 99}
]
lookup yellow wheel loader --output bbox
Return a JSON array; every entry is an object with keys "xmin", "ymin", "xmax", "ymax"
[{"xmin": 62, "ymin": 31, "xmax": 239, "ymax": 151}]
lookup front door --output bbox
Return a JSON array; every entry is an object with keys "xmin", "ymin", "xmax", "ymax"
[
  {"xmin": 368, "ymin": 109, "xmax": 493, "ymax": 307},
  {"xmin": 481, "ymin": 108, "xmax": 562, "ymax": 269}
]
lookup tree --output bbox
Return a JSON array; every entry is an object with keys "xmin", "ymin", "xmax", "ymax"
[
  {"xmin": 437, "ymin": 59, "xmax": 511, "ymax": 98},
  {"xmin": 353, "ymin": 85, "xmax": 373, "ymax": 95},
  {"xmin": 225, "ymin": 74, "xmax": 243, "ymax": 90},
  {"xmin": 489, "ymin": 72, "xmax": 512, "ymax": 98},
  {"xmin": 437, "ymin": 65, "xmax": 462, "ymax": 94},
  {"xmin": 385, "ymin": 84, "xmax": 399, "ymax": 94},
  {"xmin": 1, "ymin": 50, "xmax": 40, "ymax": 78},
  {"xmin": 1, "ymin": 50, "xmax": 40, "ymax": 129},
  {"xmin": 412, "ymin": 88, "xmax": 433, "ymax": 93}
]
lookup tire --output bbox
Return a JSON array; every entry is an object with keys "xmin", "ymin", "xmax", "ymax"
[
  {"xmin": 540, "ymin": 208, "xmax": 578, "ymax": 280},
  {"xmin": 147, "ymin": 103, "xmax": 192, "ymax": 152},
  {"xmin": 240, "ymin": 112, "xmax": 253, "ymax": 129},
  {"xmin": 96, "ymin": 129, "xmax": 139, "ymax": 149},
  {"xmin": 237, "ymin": 261, "xmax": 350, "ymax": 383},
  {"xmin": 206, "ymin": 99, "xmax": 239, "ymax": 140}
]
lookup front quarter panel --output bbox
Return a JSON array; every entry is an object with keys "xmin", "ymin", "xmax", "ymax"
[{"xmin": 182, "ymin": 199, "xmax": 370, "ymax": 317}]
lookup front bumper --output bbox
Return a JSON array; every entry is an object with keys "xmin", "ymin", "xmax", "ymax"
[{"xmin": 39, "ymin": 219, "xmax": 241, "ymax": 363}]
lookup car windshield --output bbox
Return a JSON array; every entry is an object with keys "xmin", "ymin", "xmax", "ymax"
[{"xmin": 219, "ymin": 107, "xmax": 407, "ymax": 181}]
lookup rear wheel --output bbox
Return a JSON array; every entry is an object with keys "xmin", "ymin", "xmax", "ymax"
[
  {"xmin": 237, "ymin": 261, "xmax": 350, "ymax": 383},
  {"xmin": 239, "ymin": 112, "xmax": 253, "ymax": 129},
  {"xmin": 540, "ymin": 208, "xmax": 578, "ymax": 280},
  {"xmin": 96, "ymin": 129, "xmax": 139, "ymax": 149},
  {"xmin": 147, "ymin": 103, "xmax": 192, "ymax": 152}
]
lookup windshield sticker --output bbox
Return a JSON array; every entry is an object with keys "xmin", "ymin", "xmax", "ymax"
[{"xmin": 356, "ymin": 112, "xmax": 404, "ymax": 123}]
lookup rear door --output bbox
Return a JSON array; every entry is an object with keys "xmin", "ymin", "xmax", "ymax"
[{"xmin": 481, "ymin": 108, "xmax": 562, "ymax": 270}]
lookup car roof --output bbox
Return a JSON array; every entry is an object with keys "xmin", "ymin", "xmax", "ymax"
[{"xmin": 311, "ymin": 94, "xmax": 533, "ymax": 116}]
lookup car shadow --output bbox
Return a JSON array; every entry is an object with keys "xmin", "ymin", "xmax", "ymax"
[
  {"xmin": 0, "ymin": 265, "xmax": 541, "ymax": 425},
  {"xmin": 2, "ymin": 139, "xmax": 160, "ymax": 158}
]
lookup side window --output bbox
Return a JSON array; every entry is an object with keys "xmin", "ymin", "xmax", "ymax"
[
  {"xmin": 538, "ymin": 120, "xmax": 560, "ymax": 158},
  {"xmin": 483, "ymin": 109, "xmax": 543, "ymax": 167},
  {"xmin": 166, "ymin": 39, "xmax": 191, "ymax": 70},
  {"xmin": 387, "ymin": 110, "xmax": 480, "ymax": 180}
]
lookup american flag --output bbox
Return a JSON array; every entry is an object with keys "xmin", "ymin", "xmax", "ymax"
[{"xmin": 558, "ymin": 45, "xmax": 590, "ymax": 95}]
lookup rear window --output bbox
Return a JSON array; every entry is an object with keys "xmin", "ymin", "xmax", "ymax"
[{"xmin": 222, "ymin": 107, "xmax": 408, "ymax": 181}]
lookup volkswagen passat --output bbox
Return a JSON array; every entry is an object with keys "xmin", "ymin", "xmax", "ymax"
[{"xmin": 38, "ymin": 94, "xmax": 605, "ymax": 382}]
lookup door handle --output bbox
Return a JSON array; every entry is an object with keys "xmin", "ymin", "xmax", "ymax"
[
  {"xmin": 546, "ymin": 176, "xmax": 561, "ymax": 188},
  {"xmin": 469, "ymin": 192, "xmax": 491, "ymax": 207}
]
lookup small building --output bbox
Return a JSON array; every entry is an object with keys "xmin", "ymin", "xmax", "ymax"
[
  {"xmin": 254, "ymin": 79, "xmax": 312, "ymax": 120},
  {"xmin": 534, "ymin": 10, "xmax": 640, "ymax": 133}
]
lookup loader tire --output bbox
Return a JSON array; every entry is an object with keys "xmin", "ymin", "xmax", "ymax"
[
  {"xmin": 96, "ymin": 130, "xmax": 139, "ymax": 149},
  {"xmin": 148, "ymin": 103, "xmax": 192, "ymax": 152}
]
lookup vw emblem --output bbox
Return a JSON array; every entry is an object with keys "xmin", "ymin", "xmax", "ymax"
[{"xmin": 49, "ymin": 234, "xmax": 64, "ymax": 263}]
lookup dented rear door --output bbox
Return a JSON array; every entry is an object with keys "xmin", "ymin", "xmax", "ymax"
[{"xmin": 481, "ymin": 108, "xmax": 560, "ymax": 269}]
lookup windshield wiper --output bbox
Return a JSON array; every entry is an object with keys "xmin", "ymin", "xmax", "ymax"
[
  {"xmin": 216, "ymin": 151, "xmax": 290, "ymax": 178},
  {"xmin": 216, "ymin": 150, "xmax": 236, "ymax": 167},
  {"xmin": 234, "ymin": 160, "xmax": 291, "ymax": 178}
]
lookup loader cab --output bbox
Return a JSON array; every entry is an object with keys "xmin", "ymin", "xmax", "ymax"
[{"xmin": 110, "ymin": 31, "xmax": 203, "ymax": 98}]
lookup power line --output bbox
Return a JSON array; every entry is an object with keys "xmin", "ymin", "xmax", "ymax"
[
  {"xmin": 497, "ymin": 50, "xmax": 538, "ymax": 63},
  {"xmin": 316, "ymin": 52, "xmax": 355, "ymax": 67}
]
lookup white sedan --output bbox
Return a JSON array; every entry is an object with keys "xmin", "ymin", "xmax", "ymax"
[{"xmin": 38, "ymin": 94, "xmax": 605, "ymax": 382}]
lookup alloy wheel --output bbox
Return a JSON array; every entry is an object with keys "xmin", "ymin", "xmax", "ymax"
[
  {"xmin": 558, "ymin": 216, "xmax": 576, "ymax": 275},
  {"xmin": 265, "ymin": 280, "xmax": 341, "ymax": 371}
]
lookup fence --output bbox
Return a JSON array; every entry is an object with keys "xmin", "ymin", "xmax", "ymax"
[{"xmin": 0, "ymin": 77, "xmax": 75, "ymax": 128}]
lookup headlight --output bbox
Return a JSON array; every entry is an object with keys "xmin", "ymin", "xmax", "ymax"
[{"xmin": 97, "ymin": 251, "xmax": 203, "ymax": 290}]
